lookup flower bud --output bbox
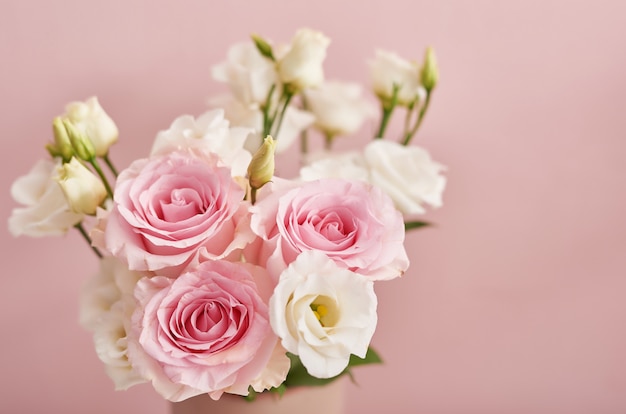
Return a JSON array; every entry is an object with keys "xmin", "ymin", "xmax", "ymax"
[
  {"xmin": 64, "ymin": 118, "xmax": 96, "ymax": 161},
  {"xmin": 55, "ymin": 157, "xmax": 107, "ymax": 215},
  {"xmin": 47, "ymin": 117, "xmax": 74, "ymax": 162},
  {"xmin": 277, "ymin": 29, "xmax": 330, "ymax": 91},
  {"xmin": 64, "ymin": 97, "xmax": 119, "ymax": 157},
  {"xmin": 420, "ymin": 47, "xmax": 439, "ymax": 92},
  {"xmin": 251, "ymin": 33, "xmax": 275, "ymax": 60},
  {"xmin": 247, "ymin": 135, "xmax": 276, "ymax": 190},
  {"xmin": 369, "ymin": 50, "xmax": 421, "ymax": 106}
]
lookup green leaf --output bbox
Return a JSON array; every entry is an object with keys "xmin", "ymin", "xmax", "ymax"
[
  {"xmin": 404, "ymin": 220, "xmax": 432, "ymax": 231},
  {"xmin": 282, "ymin": 347, "xmax": 383, "ymax": 389}
]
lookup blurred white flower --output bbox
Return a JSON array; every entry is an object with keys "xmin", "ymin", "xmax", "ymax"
[
  {"xmin": 299, "ymin": 150, "xmax": 370, "ymax": 182},
  {"xmin": 209, "ymin": 95, "xmax": 314, "ymax": 154},
  {"xmin": 270, "ymin": 250, "xmax": 377, "ymax": 378},
  {"xmin": 80, "ymin": 257, "xmax": 146, "ymax": 390},
  {"xmin": 64, "ymin": 97, "xmax": 119, "ymax": 157},
  {"xmin": 212, "ymin": 42, "xmax": 278, "ymax": 106},
  {"xmin": 364, "ymin": 140, "xmax": 446, "ymax": 215},
  {"xmin": 9, "ymin": 159, "xmax": 83, "ymax": 237},
  {"xmin": 277, "ymin": 29, "xmax": 330, "ymax": 91},
  {"xmin": 304, "ymin": 81, "xmax": 376, "ymax": 137},
  {"xmin": 369, "ymin": 50, "xmax": 424, "ymax": 106},
  {"xmin": 56, "ymin": 157, "xmax": 107, "ymax": 215},
  {"xmin": 150, "ymin": 109, "xmax": 253, "ymax": 177}
]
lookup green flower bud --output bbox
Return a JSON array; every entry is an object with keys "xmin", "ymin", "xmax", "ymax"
[
  {"xmin": 247, "ymin": 135, "xmax": 276, "ymax": 190},
  {"xmin": 47, "ymin": 117, "xmax": 75, "ymax": 162},
  {"xmin": 251, "ymin": 33, "xmax": 275, "ymax": 61},
  {"xmin": 420, "ymin": 47, "xmax": 439, "ymax": 92},
  {"xmin": 63, "ymin": 118, "xmax": 95, "ymax": 161}
]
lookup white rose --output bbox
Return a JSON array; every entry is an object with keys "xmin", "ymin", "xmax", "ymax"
[
  {"xmin": 364, "ymin": 140, "xmax": 446, "ymax": 215},
  {"xmin": 209, "ymin": 95, "xmax": 314, "ymax": 154},
  {"xmin": 80, "ymin": 257, "xmax": 146, "ymax": 390},
  {"xmin": 212, "ymin": 42, "xmax": 278, "ymax": 106},
  {"xmin": 300, "ymin": 150, "xmax": 370, "ymax": 182},
  {"xmin": 8, "ymin": 159, "xmax": 83, "ymax": 237},
  {"xmin": 369, "ymin": 50, "xmax": 423, "ymax": 106},
  {"xmin": 56, "ymin": 157, "xmax": 108, "ymax": 215},
  {"xmin": 150, "ymin": 109, "xmax": 253, "ymax": 177},
  {"xmin": 270, "ymin": 250, "xmax": 377, "ymax": 378},
  {"xmin": 64, "ymin": 97, "xmax": 119, "ymax": 156},
  {"xmin": 277, "ymin": 29, "xmax": 330, "ymax": 90},
  {"xmin": 304, "ymin": 81, "xmax": 376, "ymax": 137}
]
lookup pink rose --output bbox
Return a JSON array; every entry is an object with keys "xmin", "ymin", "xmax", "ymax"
[
  {"xmin": 104, "ymin": 149, "xmax": 254, "ymax": 275},
  {"xmin": 129, "ymin": 260, "xmax": 287, "ymax": 401},
  {"xmin": 250, "ymin": 178, "xmax": 409, "ymax": 281}
]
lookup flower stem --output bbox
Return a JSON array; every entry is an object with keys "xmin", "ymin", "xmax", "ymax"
[
  {"xmin": 375, "ymin": 104, "xmax": 392, "ymax": 139},
  {"xmin": 89, "ymin": 158, "xmax": 114, "ymax": 199},
  {"xmin": 374, "ymin": 84, "xmax": 400, "ymax": 139},
  {"xmin": 262, "ymin": 84, "xmax": 277, "ymax": 136},
  {"xmin": 74, "ymin": 222, "xmax": 103, "ymax": 259},
  {"xmin": 402, "ymin": 91, "xmax": 431, "ymax": 145},
  {"xmin": 324, "ymin": 133, "xmax": 334, "ymax": 151},
  {"xmin": 300, "ymin": 130, "xmax": 309, "ymax": 156},
  {"xmin": 272, "ymin": 91, "xmax": 293, "ymax": 139},
  {"xmin": 102, "ymin": 153, "xmax": 118, "ymax": 177}
]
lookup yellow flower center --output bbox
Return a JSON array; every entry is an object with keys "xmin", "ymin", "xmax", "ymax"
[{"xmin": 310, "ymin": 296, "xmax": 338, "ymax": 327}]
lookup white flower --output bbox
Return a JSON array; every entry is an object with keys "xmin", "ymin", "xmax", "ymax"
[
  {"xmin": 212, "ymin": 42, "xmax": 278, "ymax": 106},
  {"xmin": 150, "ymin": 109, "xmax": 253, "ymax": 177},
  {"xmin": 304, "ymin": 81, "xmax": 376, "ymax": 137},
  {"xmin": 300, "ymin": 150, "xmax": 370, "ymax": 182},
  {"xmin": 56, "ymin": 157, "xmax": 107, "ymax": 215},
  {"xmin": 64, "ymin": 97, "xmax": 119, "ymax": 157},
  {"xmin": 270, "ymin": 250, "xmax": 377, "ymax": 378},
  {"xmin": 8, "ymin": 159, "xmax": 83, "ymax": 237},
  {"xmin": 209, "ymin": 95, "xmax": 314, "ymax": 154},
  {"xmin": 364, "ymin": 140, "xmax": 446, "ymax": 215},
  {"xmin": 369, "ymin": 50, "xmax": 424, "ymax": 106},
  {"xmin": 277, "ymin": 29, "xmax": 330, "ymax": 90},
  {"xmin": 79, "ymin": 257, "xmax": 146, "ymax": 390}
]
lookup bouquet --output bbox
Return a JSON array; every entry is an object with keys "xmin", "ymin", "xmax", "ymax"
[{"xmin": 8, "ymin": 28, "xmax": 445, "ymax": 402}]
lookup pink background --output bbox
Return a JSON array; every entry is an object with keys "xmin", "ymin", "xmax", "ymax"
[{"xmin": 2, "ymin": 1, "xmax": 625, "ymax": 413}]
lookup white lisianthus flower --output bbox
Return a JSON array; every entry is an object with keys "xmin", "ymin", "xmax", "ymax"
[
  {"xmin": 369, "ymin": 50, "xmax": 424, "ymax": 106},
  {"xmin": 212, "ymin": 42, "xmax": 278, "ymax": 106},
  {"xmin": 150, "ymin": 109, "xmax": 253, "ymax": 177},
  {"xmin": 56, "ymin": 157, "xmax": 107, "ymax": 215},
  {"xmin": 64, "ymin": 97, "xmax": 119, "ymax": 157},
  {"xmin": 304, "ymin": 81, "xmax": 376, "ymax": 137},
  {"xmin": 364, "ymin": 140, "xmax": 446, "ymax": 215},
  {"xmin": 8, "ymin": 159, "xmax": 83, "ymax": 237},
  {"xmin": 277, "ymin": 28, "xmax": 330, "ymax": 91},
  {"xmin": 300, "ymin": 150, "xmax": 370, "ymax": 183},
  {"xmin": 270, "ymin": 250, "xmax": 377, "ymax": 378},
  {"xmin": 79, "ymin": 257, "xmax": 147, "ymax": 390},
  {"xmin": 209, "ymin": 95, "xmax": 314, "ymax": 154}
]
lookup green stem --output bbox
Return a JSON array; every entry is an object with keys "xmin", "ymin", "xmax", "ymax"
[
  {"xmin": 102, "ymin": 153, "xmax": 118, "ymax": 177},
  {"xmin": 300, "ymin": 130, "xmax": 309, "ymax": 156},
  {"xmin": 250, "ymin": 187, "xmax": 257, "ymax": 205},
  {"xmin": 402, "ymin": 91, "xmax": 431, "ymax": 145},
  {"xmin": 375, "ymin": 104, "xmax": 392, "ymax": 139},
  {"xmin": 271, "ymin": 91, "xmax": 293, "ymax": 139},
  {"xmin": 402, "ymin": 99, "xmax": 417, "ymax": 139},
  {"xmin": 262, "ymin": 84, "xmax": 276, "ymax": 136},
  {"xmin": 74, "ymin": 222, "xmax": 103, "ymax": 258},
  {"xmin": 374, "ymin": 84, "xmax": 400, "ymax": 139},
  {"xmin": 89, "ymin": 158, "xmax": 114, "ymax": 199},
  {"xmin": 324, "ymin": 133, "xmax": 334, "ymax": 151}
]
